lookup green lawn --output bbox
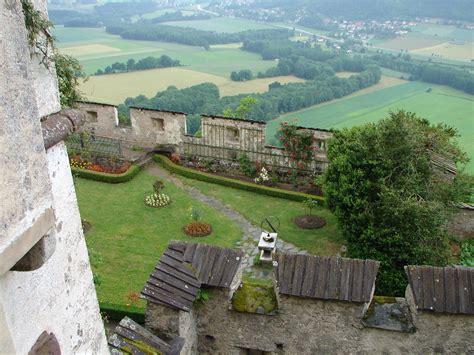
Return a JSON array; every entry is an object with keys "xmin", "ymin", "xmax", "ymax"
[
  {"xmin": 53, "ymin": 26, "xmax": 275, "ymax": 76},
  {"xmin": 177, "ymin": 176, "xmax": 345, "ymax": 255},
  {"xmin": 269, "ymin": 82, "xmax": 474, "ymax": 173},
  {"xmin": 75, "ymin": 171, "xmax": 242, "ymax": 307}
]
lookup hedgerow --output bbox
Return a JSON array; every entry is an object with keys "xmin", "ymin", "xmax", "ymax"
[{"xmin": 72, "ymin": 165, "xmax": 141, "ymax": 183}]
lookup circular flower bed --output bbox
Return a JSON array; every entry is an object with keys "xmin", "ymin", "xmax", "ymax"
[
  {"xmin": 294, "ymin": 215, "xmax": 326, "ymax": 229},
  {"xmin": 183, "ymin": 221, "xmax": 212, "ymax": 237},
  {"xmin": 144, "ymin": 193, "xmax": 171, "ymax": 208}
]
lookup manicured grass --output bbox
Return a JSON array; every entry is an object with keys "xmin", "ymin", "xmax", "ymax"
[
  {"xmin": 177, "ymin": 176, "xmax": 345, "ymax": 256},
  {"xmin": 53, "ymin": 27, "xmax": 276, "ymax": 76},
  {"xmin": 75, "ymin": 171, "xmax": 242, "ymax": 307},
  {"xmin": 80, "ymin": 68, "xmax": 304, "ymax": 104},
  {"xmin": 162, "ymin": 17, "xmax": 274, "ymax": 33},
  {"xmin": 269, "ymin": 82, "xmax": 474, "ymax": 173}
]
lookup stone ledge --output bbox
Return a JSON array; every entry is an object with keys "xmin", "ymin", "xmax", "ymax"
[
  {"xmin": 0, "ymin": 208, "xmax": 55, "ymax": 275},
  {"xmin": 42, "ymin": 109, "xmax": 85, "ymax": 150}
]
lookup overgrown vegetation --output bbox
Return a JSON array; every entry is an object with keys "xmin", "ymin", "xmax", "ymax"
[
  {"xmin": 323, "ymin": 110, "xmax": 471, "ymax": 296},
  {"xmin": 232, "ymin": 277, "xmax": 278, "ymax": 314},
  {"xmin": 21, "ymin": 0, "xmax": 85, "ymax": 107},
  {"xmin": 460, "ymin": 240, "xmax": 474, "ymax": 267}
]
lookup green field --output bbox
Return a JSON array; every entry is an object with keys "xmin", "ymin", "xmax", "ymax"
[
  {"xmin": 53, "ymin": 26, "xmax": 276, "ymax": 76},
  {"xmin": 76, "ymin": 171, "xmax": 242, "ymax": 306},
  {"xmin": 162, "ymin": 17, "xmax": 274, "ymax": 33},
  {"xmin": 269, "ymin": 82, "xmax": 474, "ymax": 173}
]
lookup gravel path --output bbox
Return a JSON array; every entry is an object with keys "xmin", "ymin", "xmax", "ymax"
[{"xmin": 145, "ymin": 163, "xmax": 309, "ymax": 273}]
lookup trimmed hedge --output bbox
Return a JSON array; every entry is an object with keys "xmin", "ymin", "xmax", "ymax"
[
  {"xmin": 154, "ymin": 155, "xmax": 325, "ymax": 203},
  {"xmin": 72, "ymin": 164, "xmax": 141, "ymax": 183},
  {"xmin": 99, "ymin": 302, "xmax": 145, "ymax": 323}
]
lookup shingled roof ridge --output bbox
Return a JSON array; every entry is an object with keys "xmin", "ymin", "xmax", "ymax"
[
  {"xmin": 273, "ymin": 252, "xmax": 380, "ymax": 303},
  {"xmin": 405, "ymin": 265, "xmax": 473, "ymax": 315},
  {"xmin": 141, "ymin": 241, "xmax": 243, "ymax": 311}
]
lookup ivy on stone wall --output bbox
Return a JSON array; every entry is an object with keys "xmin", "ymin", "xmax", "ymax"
[{"xmin": 21, "ymin": 0, "xmax": 86, "ymax": 107}]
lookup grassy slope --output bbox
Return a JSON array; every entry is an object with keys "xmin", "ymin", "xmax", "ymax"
[
  {"xmin": 80, "ymin": 69, "xmax": 304, "ymax": 104},
  {"xmin": 268, "ymin": 82, "xmax": 474, "ymax": 173},
  {"xmin": 178, "ymin": 176, "xmax": 345, "ymax": 256},
  {"xmin": 76, "ymin": 171, "xmax": 242, "ymax": 307},
  {"xmin": 53, "ymin": 26, "xmax": 275, "ymax": 76}
]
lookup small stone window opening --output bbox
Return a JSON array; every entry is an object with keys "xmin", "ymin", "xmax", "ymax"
[
  {"xmin": 152, "ymin": 118, "xmax": 165, "ymax": 131},
  {"xmin": 11, "ymin": 234, "xmax": 56, "ymax": 272},
  {"xmin": 87, "ymin": 111, "xmax": 98, "ymax": 123},
  {"xmin": 226, "ymin": 127, "xmax": 239, "ymax": 143}
]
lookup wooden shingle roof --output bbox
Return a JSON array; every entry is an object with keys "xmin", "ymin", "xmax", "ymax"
[
  {"xmin": 108, "ymin": 316, "xmax": 184, "ymax": 355},
  {"xmin": 405, "ymin": 265, "xmax": 473, "ymax": 315},
  {"xmin": 141, "ymin": 241, "xmax": 243, "ymax": 311},
  {"xmin": 274, "ymin": 253, "xmax": 379, "ymax": 303}
]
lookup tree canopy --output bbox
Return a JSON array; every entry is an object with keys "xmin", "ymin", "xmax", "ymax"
[{"xmin": 323, "ymin": 111, "xmax": 471, "ymax": 296}]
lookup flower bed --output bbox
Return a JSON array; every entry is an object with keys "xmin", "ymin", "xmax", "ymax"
[
  {"xmin": 183, "ymin": 221, "xmax": 212, "ymax": 237},
  {"xmin": 144, "ymin": 193, "xmax": 171, "ymax": 208},
  {"xmin": 154, "ymin": 155, "xmax": 324, "ymax": 203},
  {"xmin": 294, "ymin": 215, "xmax": 326, "ymax": 229},
  {"xmin": 179, "ymin": 155, "xmax": 323, "ymax": 197},
  {"xmin": 70, "ymin": 155, "xmax": 131, "ymax": 175}
]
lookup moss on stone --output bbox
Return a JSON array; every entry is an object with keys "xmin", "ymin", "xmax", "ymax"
[
  {"xmin": 232, "ymin": 278, "xmax": 277, "ymax": 314},
  {"xmin": 373, "ymin": 296, "xmax": 397, "ymax": 304},
  {"xmin": 125, "ymin": 338, "xmax": 163, "ymax": 355}
]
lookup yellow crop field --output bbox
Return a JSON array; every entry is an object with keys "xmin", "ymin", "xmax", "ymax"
[
  {"xmin": 80, "ymin": 67, "xmax": 305, "ymax": 104},
  {"xmin": 412, "ymin": 42, "xmax": 473, "ymax": 62},
  {"xmin": 210, "ymin": 43, "xmax": 243, "ymax": 49},
  {"xmin": 60, "ymin": 44, "xmax": 122, "ymax": 57}
]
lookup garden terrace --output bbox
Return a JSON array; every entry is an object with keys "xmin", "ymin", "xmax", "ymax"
[{"xmin": 75, "ymin": 170, "xmax": 242, "ymax": 308}]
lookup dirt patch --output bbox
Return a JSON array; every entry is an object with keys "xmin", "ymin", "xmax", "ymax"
[{"xmin": 294, "ymin": 215, "xmax": 326, "ymax": 229}]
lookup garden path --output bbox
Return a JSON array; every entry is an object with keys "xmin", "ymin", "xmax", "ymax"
[{"xmin": 145, "ymin": 163, "xmax": 309, "ymax": 274}]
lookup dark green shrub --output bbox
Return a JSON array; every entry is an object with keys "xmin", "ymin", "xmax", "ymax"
[{"xmin": 72, "ymin": 164, "xmax": 141, "ymax": 183}]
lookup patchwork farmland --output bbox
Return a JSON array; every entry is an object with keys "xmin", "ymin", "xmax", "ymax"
[{"xmin": 53, "ymin": 26, "xmax": 276, "ymax": 76}]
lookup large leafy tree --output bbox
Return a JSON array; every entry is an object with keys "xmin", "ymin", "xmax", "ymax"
[{"xmin": 323, "ymin": 111, "xmax": 471, "ymax": 296}]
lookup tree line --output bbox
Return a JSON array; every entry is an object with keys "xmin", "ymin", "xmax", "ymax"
[
  {"xmin": 49, "ymin": 2, "xmax": 159, "ymax": 27},
  {"xmin": 94, "ymin": 55, "xmax": 181, "ymax": 76},
  {"xmin": 257, "ymin": 0, "xmax": 473, "ymax": 22},
  {"xmin": 149, "ymin": 11, "xmax": 211, "ymax": 24},
  {"xmin": 105, "ymin": 24, "xmax": 290, "ymax": 48},
  {"xmin": 370, "ymin": 53, "xmax": 474, "ymax": 94},
  {"xmin": 118, "ymin": 65, "xmax": 381, "ymax": 131}
]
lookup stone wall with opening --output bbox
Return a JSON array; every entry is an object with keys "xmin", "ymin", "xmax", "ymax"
[
  {"xmin": 145, "ymin": 284, "xmax": 473, "ymax": 355},
  {"xmin": 75, "ymin": 102, "xmax": 332, "ymax": 170}
]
